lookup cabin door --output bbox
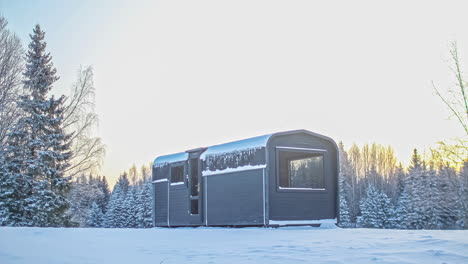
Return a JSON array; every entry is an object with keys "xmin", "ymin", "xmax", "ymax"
[{"xmin": 188, "ymin": 156, "xmax": 203, "ymax": 224}]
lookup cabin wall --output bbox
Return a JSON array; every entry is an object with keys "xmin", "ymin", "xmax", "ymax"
[
  {"xmin": 153, "ymin": 165, "xmax": 169, "ymax": 226},
  {"xmin": 267, "ymin": 132, "xmax": 338, "ymax": 222},
  {"xmin": 203, "ymin": 168, "xmax": 265, "ymax": 226},
  {"xmin": 154, "ymin": 182, "xmax": 168, "ymax": 226}
]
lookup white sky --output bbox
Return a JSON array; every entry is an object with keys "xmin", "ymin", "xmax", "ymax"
[{"xmin": 1, "ymin": 0, "xmax": 467, "ymax": 185}]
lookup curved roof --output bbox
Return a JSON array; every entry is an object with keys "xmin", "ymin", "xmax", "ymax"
[
  {"xmin": 153, "ymin": 129, "xmax": 337, "ymax": 166},
  {"xmin": 153, "ymin": 152, "xmax": 188, "ymax": 167},
  {"xmin": 199, "ymin": 134, "xmax": 271, "ymax": 160}
]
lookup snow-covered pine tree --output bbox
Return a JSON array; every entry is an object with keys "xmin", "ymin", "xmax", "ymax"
[
  {"xmin": 86, "ymin": 201, "xmax": 104, "ymax": 227},
  {"xmin": 1, "ymin": 24, "xmax": 71, "ymax": 227},
  {"xmin": 123, "ymin": 186, "xmax": 138, "ymax": 228},
  {"xmin": 68, "ymin": 174, "xmax": 106, "ymax": 226},
  {"xmin": 137, "ymin": 181, "xmax": 153, "ymax": 228},
  {"xmin": 97, "ymin": 176, "xmax": 111, "ymax": 214},
  {"xmin": 432, "ymin": 165, "xmax": 459, "ymax": 229},
  {"xmin": 399, "ymin": 149, "xmax": 428, "ymax": 230},
  {"xmin": 338, "ymin": 142, "xmax": 359, "ymax": 224},
  {"xmin": 393, "ymin": 186, "xmax": 411, "ymax": 229},
  {"xmin": 0, "ymin": 120, "xmax": 32, "ymax": 226},
  {"xmin": 103, "ymin": 173, "xmax": 129, "ymax": 228},
  {"xmin": 358, "ymin": 184, "xmax": 393, "ymax": 228},
  {"xmin": 457, "ymin": 161, "xmax": 468, "ymax": 229},
  {"xmin": 338, "ymin": 173, "xmax": 351, "ymax": 227}
]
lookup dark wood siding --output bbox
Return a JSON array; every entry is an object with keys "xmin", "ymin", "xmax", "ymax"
[
  {"xmin": 154, "ymin": 182, "xmax": 168, "ymax": 226},
  {"xmin": 267, "ymin": 132, "xmax": 338, "ymax": 221},
  {"xmin": 206, "ymin": 169, "xmax": 264, "ymax": 225},
  {"xmin": 169, "ymin": 185, "xmax": 189, "ymax": 226}
]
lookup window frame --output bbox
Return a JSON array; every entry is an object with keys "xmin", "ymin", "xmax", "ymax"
[
  {"xmin": 275, "ymin": 147, "xmax": 327, "ymax": 193},
  {"xmin": 170, "ymin": 162, "xmax": 186, "ymax": 188}
]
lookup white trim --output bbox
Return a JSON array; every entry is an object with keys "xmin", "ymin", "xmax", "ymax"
[
  {"xmin": 275, "ymin": 146, "xmax": 327, "ymax": 152},
  {"xmin": 202, "ymin": 164, "xmax": 266, "ymax": 176},
  {"xmin": 153, "ymin": 178, "xmax": 168, "ymax": 183},
  {"xmin": 205, "ymin": 176, "xmax": 208, "ymax": 226},
  {"xmin": 170, "ymin": 182, "xmax": 184, "ymax": 186},
  {"xmin": 269, "ymin": 219, "xmax": 337, "ymax": 226},
  {"xmin": 278, "ymin": 187, "xmax": 326, "ymax": 191},
  {"xmin": 167, "ymin": 178, "xmax": 170, "ymax": 227},
  {"xmin": 262, "ymin": 168, "xmax": 266, "ymax": 226}
]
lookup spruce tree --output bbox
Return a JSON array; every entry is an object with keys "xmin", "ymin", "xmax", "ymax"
[
  {"xmin": 97, "ymin": 176, "xmax": 111, "ymax": 214},
  {"xmin": 393, "ymin": 187, "xmax": 411, "ymax": 229},
  {"xmin": 137, "ymin": 182, "xmax": 153, "ymax": 228},
  {"xmin": 457, "ymin": 161, "xmax": 468, "ymax": 229},
  {"xmin": 338, "ymin": 173, "xmax": 351, "ymax": 227},
  {"xmin": 1, "ymin": 25, "xmax": 71, "ymax": 226},
  {"xmin": 358, "ymin": 185, "xmax": 393, "ymax": 228},
  {"xmin": 86, "ymin": 201, "xmax": 104, "ymax": 227},
  {"xmin": 103, "ymin": 174, "xmax": 129, "ymax": 228},
  {"xmin": 123, "ymin": 186, "xmax": 138, "ymax": 228}
]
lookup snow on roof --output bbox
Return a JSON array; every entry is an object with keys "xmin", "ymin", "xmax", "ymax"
[
  {"xmin": 153, "ymin": 152, "xmax": 188, "ymax": 167},
  {"xmin": 200, "ymin": 134, "xmax": 271, "ymax": 160}
]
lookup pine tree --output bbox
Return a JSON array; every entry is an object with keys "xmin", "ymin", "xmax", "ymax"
[
  {"xmin": 1, "ymin": 25, "xmax": 71, "ymax": 226},
  {"xmin": 409, "ymin": 149, "xmax": 422, "ymax": 171},
  {"xmin": 137, "ymin": 182, "xmax": 153, "ymax": 228},
  {"xmin": 97, "ymin": 176, "xmax": 111, "ymax": 214},
  {"xmin": 0, "ymin": 125, "xmax": 32, "ymax": 226},
  {"xmin": 393, "ymin": 187, "xmax": 411, "ymax": 229},
  {"xmin": 68, "ymin": 174, "xmax": 106, "ymax": 227},
  {"xmin": 405, "ymin": 167, "xmax": 428, "ymax": 229},
  {"xmin": 103, "ymin": 174, "xmax": 129, "ymax": 228},
  {"xmin": 86, "ymin": 201, "xmax": 104, "ymax": 227},
  {"xmin": 358, "ymin": 185, "xmax": 393, "ymax": 228},
  {"xmin": 123, "ymin": 186, "xmax": 138, "ymax": 228},
  {"xmin": 338, "ymin": 173, "xmax": 351, "ymax": 227},
  {"xmin": 457, "ymin": 161, "xmax": 468, "ymax": 229}
]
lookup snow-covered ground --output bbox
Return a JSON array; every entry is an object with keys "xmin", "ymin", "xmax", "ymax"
[{"xmin": 1, "ymin": 226, "xmax": 467, "ymax": 264}]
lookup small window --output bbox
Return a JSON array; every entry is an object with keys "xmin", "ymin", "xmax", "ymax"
[
  {"xmin": 279, "ymin": 151, "xmax": 324, "ymax": 189},
  {"xmin": 171, "ymin": 165, "xmax": 184, "ymax": 184},
  {"xmin": 190, "ymin": 158, "xmax": 199, "ymax": 196},
  {"xmin": 190, "ymin": 199, "xmax": 198, "ymax": 214}
]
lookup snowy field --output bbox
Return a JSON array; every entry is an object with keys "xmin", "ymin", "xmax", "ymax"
[{"xmin": 1, "ymin": 226, "xmax": 468, "ymax": 264}]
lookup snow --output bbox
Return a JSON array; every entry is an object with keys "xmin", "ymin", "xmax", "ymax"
[
  {"xmin": 269, "ymin": 219, "xmax": 337, "ymax": 226},
  {"xmin": 202, "ymin": 164, "xmax": 266, "ymax": 176},
  {"xmin": 200, "ymin": 134, "xmax": 271, "ymax": 160},
  {"xmin": 153, "ymin": 152, "xmax": 188, "ymax": 167},
  {"xmin": 153, "ymin": 178, "xmax": 168, "ymax": 183},
  {"xmin": 1, "ymin": 227, "xmax": 467, "ymax": 264}
]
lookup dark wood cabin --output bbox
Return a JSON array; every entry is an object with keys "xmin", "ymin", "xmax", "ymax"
[{"xmin": 152, "ymin": 129, "xmax": 339, "ymax": 227}]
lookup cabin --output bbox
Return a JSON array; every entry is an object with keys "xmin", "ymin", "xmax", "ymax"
[{"xmin": 152, "ymin": 129, "xmax": 339, "ymax": 227}]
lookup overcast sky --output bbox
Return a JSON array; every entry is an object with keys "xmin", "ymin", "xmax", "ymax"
[{"xmin": 1, "ymin": 0, "xmax": 467, "ymax": 185}]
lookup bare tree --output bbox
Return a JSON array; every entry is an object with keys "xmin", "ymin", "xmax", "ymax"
[
  {"xmin": 0, "ymin": 16, "xmax": 23, "ymax": 147},
  {"xmin": 432, "ymin": 41, "xmax": 468, "ymax": 166},
  {"xmin": 64, "ymin": 66, "xmax": 105, "ymax": 178},
  {"xmin": 433, "ymin": 42, "xmax": 468, "ymax": 136}
]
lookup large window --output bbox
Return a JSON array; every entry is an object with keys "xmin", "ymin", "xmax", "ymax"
[
  {"xmin": 278, "ymin": 151, "xmax": 324, "ymax": 189},
  {"xmin": 171, "ymin": 165, "xmax": 184, "ymax": 184}
]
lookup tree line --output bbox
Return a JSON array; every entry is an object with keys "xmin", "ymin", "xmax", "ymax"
[
  {"xmin": 338, "ymin": 143, "xmax": 468, "ymax": 229},
  {"xmin": 68, "ymin": 164, "xmax": 153, "ymax": 228}
]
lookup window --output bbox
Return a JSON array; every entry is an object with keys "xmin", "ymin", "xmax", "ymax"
[
  {"xmin": 190, "ymin": 158, "xmax": 199, "ymax": 196},
  {"xmin": 171, "ymin": 165, "xmax": 184, "ymax": 184},
  {"xmin": 278, "ymin": 151, "xmax": 324, "ymax": 189}
]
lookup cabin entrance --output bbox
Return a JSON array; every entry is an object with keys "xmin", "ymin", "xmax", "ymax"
[
  {"xmin": 186, "ymin": 149, "xmax": 205, "ymax": 225},
  {"xmin": 189, "ymin": 157, "xmax": 199, "ymax": 215}
]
